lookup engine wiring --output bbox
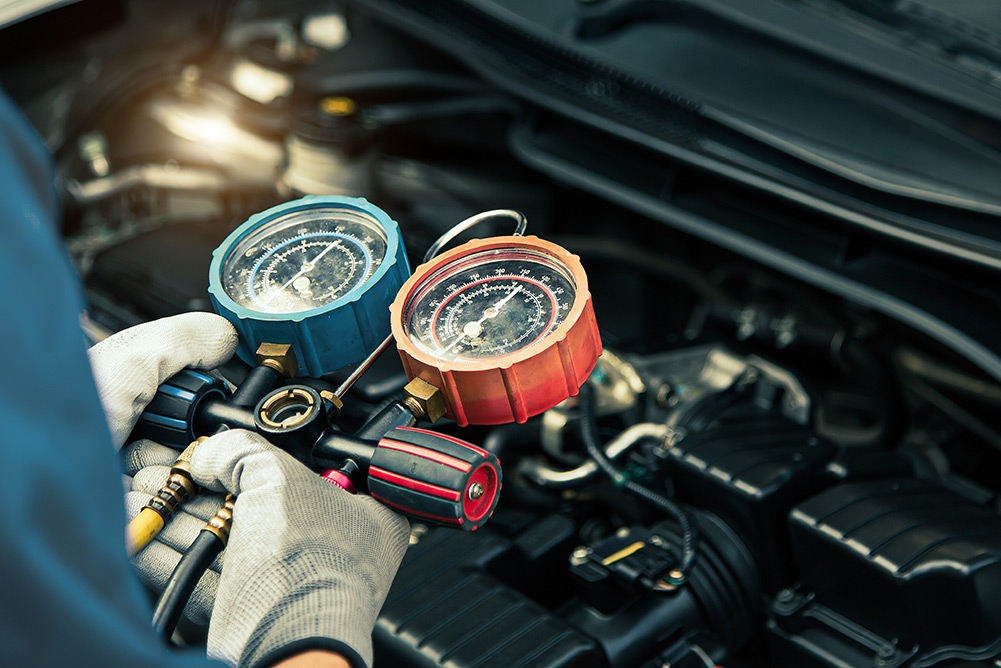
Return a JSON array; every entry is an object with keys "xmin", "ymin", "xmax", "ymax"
[{"xmin": 578, "ymin": 381, "xmax": 698, "ymax": 583}]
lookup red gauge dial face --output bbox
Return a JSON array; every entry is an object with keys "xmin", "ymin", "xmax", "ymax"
[{"xmin": 402, "ymin": 248, "xmax": 577, "ymax": 362}]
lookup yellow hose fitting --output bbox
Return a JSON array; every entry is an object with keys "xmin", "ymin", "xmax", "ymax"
[
  {"xmin": 125, "ymin": 437, "xmax": 208, "ymax": 557},
  {"xmin": 125, "ymin": 508, "xmax": 166, "ymax": 557}
]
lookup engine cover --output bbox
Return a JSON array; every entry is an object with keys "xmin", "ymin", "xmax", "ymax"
[{"xmin": 771, "ymin": 478, "xmax": 1001, "ymax": 666}]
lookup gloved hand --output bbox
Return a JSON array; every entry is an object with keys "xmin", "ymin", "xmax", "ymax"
[
  {"xmin": 191, "ymin": 428, "xmax": 410, "ymax": 668},
  {"xmin": 121, "ymin": 438, "xmax": 224, "ymax": 624},
  {"xmin": 87, "ymin": 313, "xmax": 235, "ymax": 616},
  {"xmin": 88, "ymin": 312, "xmax": 238, "ymax": 449}
]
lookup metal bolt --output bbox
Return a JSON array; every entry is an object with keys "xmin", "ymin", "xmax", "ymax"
[
  {"xmin": 784, "ymin": 394, "xmax": 804, "ymax": 409},
  {"xmin": 320, "ymin": 95, "xmax": 356, "ymax": 117},
  {"xmin": 468, "ymin": 482, "xmax": 485, "ymax": 500},
  {"xmin": 650, "ymin": 535, "xmax": 666, "ymax": 547},
  {"xmin": 409, "ymin": 524, "xmax": 428, "ymax": 546},
  {"xmin": 616, "ymin": 527, "xmax": 630, "ymax": 538},
  {"xmin": 570, "ymin": 546, "xmax": 592, "ymax": 565},
  {"xmin": 736, "ymin": 307, "xmax": 758, "ymax": 340},
  {"xmin": 655, "ymin": 384, "xmax": 675, "ymax": 408},
  {"xmin": 777, "ymin": 588, "xmax": 794, "ymax": 603},
  {"xmin": 668, "ymin": 569, "xmax": 684, "ymax": 581}
]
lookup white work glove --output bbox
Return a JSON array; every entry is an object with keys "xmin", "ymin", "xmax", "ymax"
[
  {"xmin": 191, "ymin": 429, "xmax": 410, "ymax": 668},
  {"xmin": 88, "ymin": 312, "xmax": 238, "ymax": 449},
  {"xmin": 87, "ymin": 313, "xmax": 235, "ymax": 616},
  {"xmin": 121, "ymin": 438, "xmax": 224, "ymax": 624}
]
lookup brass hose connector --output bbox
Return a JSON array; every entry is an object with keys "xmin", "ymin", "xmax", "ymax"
[
  {"xmin": 202, "ymin": 494, "xmax": 237, "ymax": 544},
  {"xmin": 145, "ymin": 438, "xmax": 203, "ymax": 520},
  {"xmin": 126, "ymin": 437, "xmax": 207, "ymax": 557}
]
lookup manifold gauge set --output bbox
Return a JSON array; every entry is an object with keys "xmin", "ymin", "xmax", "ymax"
[
  {"xmin": 208, "ymin": 195, "xmax": 602, "ymax": 425},
  {"xmin": 130, "ymin": 195, "xmax": 601, "ymax": 637}
]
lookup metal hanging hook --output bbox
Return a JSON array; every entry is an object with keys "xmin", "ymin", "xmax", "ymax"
[
  {"xmin": 335, "ymin": 209, "xmax": 528, "ymax": 400},
  {"xmin": 422, "ymin": 209, "xmax": 527, "ymax": 264}
]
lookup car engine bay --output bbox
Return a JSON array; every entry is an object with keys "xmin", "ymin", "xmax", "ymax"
[{"xmin": 5, "ymin": 1, "xmax": 1001, "ymax": 667}]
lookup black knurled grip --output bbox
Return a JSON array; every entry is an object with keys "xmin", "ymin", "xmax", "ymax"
[{"xmin": 132, "ymin": 369, "xmax": 230, "ymax": 448}]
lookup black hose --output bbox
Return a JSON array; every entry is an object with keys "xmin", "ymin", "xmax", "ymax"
[
  {"xmin": 552, "ymin": 235, "xmax": 731, "ymax": 305},
  {"xmin": 151, "ymin": 530, "xmax": 225, "ymax": 640},
  {"xmin": 675, "ymin": 376, "xmax": 751, "ymax": 432},
  {"xmin": 578, "ymin": 383, "xmax": 698, "ymax": 579}
]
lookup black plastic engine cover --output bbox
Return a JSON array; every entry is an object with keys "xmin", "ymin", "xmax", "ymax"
[
  {"xmin": 665, "ymin": 412, "xmax": 910, "ymax": 592},
  {"xmin": 665, "ymin": 414, "xmax": 836, "ymax": 591},
  {"xmin": 373, "ymin": 524, "xmax": 604, "ymax": 668},
  {"xmin": 787, "ymin": 477, "xmax": 1001, "ymax": 651}
]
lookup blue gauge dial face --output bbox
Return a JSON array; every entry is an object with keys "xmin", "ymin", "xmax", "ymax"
[{"xmin": 221, "ymin": 207, "xmax": 388, "ymax": 314}]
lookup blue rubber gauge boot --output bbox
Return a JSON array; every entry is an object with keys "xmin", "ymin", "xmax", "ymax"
[{"xmin": 208, "ymin": 196, "xmax": 410, "ymax": 376}]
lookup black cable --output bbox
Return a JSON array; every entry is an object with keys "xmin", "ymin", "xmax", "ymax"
[
  {"xmin": 307, "ymin": 69, "xmax": 487, "ymax": 97},
  {"xmin": 552, "ymin": 235, "xmax": 731, "ymax": 305},
  {"xmin": 578, "ymin": 383, "xmax": 698, "ymax": 579},
  {"xmin": 675, "ymin": 375, "xmax": 752, "ymax": 432},
  {"xmin": 151, "ymin": 530, "xmax": 225, "ymax": 640}
]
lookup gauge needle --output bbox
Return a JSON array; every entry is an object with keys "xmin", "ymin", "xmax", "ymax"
[
  {"xmin": 442, "ymin": 284, "xmax": 523, "ymax": 354},
  {"xmin": 261, "ymin": 240, "xmax": 339, "ymax": 305}
]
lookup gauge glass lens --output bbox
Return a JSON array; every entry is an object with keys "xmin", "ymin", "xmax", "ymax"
[
  {"xmin": 403, "ymin": 248, "xmax": 577, "ymax": 362},
  {"xmin": 222, "ymin": 208, "xmax": 388, "ymax": 314}
]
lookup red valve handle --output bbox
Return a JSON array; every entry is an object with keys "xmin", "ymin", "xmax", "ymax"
[
  {"xmin": 320, "ymin": 469, "xmax": 357, "ymax": 494},
  {"xmin": 366, "ymin": 426, "xmax": 502, "ymax": 531}
]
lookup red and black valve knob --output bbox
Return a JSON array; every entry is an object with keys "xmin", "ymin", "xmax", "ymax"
[{"xmin": 367, "ymin": 426, "xmax": 501, "ymax": 530}]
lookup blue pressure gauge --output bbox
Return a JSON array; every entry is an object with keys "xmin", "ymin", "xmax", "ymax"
[{"xmin": 208, "ymin": 196, "xmax": 409, "ymax": 377}]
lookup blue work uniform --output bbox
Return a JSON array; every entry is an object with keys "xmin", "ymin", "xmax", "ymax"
[{"xmin": 0, "ymin": 89, "xmax": 214, "ymax": 666}]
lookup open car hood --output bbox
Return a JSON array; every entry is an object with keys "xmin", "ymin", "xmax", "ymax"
[{"xmin": 355, "ymin": 0, "xmax": 1001, "ymax": 382}]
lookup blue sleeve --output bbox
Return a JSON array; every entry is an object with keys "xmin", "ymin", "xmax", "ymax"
[{"xmin": 0, "ymin": 90, "xmax": 217, "ymax": 666}]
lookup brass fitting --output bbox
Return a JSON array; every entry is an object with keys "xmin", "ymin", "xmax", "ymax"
[
  {"xmin": 320, "ymin": 96, "xmax": 356, "ymax": 117},
  {"xmin": 203, "ymin": 495, "xmax": 237, "ymax": 544},
  {"xmin": 258, "ymin": 387, "xmax": 317, "ymax": 429},
  {"xmin": 167, "ymin": 436, "xmax": 205, "ymax": 476},
  {"xmin": 402, "ymin": 377, "xmax": 447, "ymax": 423},
  {"xmin": 319, "ymin": 390, "xmax": 344, "ymax": 417},
  {"xmin": 145, "ymin": 438, "xmax": 206, "ymax": 521},
  {"xmin": 146, "ymin": 473, "xmax": 197, "ymax": 520},
  {"xmin": 256, "ymin": 342, "xmax": 299, "ymax": 379}
]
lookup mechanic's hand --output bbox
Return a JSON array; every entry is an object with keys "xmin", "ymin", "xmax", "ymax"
[
  {"xmin": 191, "ymin": 429, "xmax": 410, "ymax": 668},
  {"xmin": 88, "ymin": 312, "xmax": 238, "ymax": 449},
  {"xmin": 121, "ymin": 439, "xmax": 224, "ymax": 624}
]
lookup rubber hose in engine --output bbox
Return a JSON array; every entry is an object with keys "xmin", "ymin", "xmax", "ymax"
[{"xmin": 579, "ymin": 382, "xmax": 699, "ymax": 579}]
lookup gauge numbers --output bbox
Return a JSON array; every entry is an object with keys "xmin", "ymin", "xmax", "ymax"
[
  {"xmin": 404, "ymin": 248, "xmax": 576, "ymax": 362},
  {"xmin": 221, "ymin": 208, "xmax": 387, "ymax": 314}
]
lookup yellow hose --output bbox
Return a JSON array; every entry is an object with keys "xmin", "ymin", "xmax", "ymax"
[{"xmin": 126, "ymin": 507, "xmax": 166, "ymax": 557}]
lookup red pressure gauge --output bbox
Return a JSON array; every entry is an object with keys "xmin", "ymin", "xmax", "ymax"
[{"xmin": 389, "ymin": 236, "xmax": 602, "ymax": 426}]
